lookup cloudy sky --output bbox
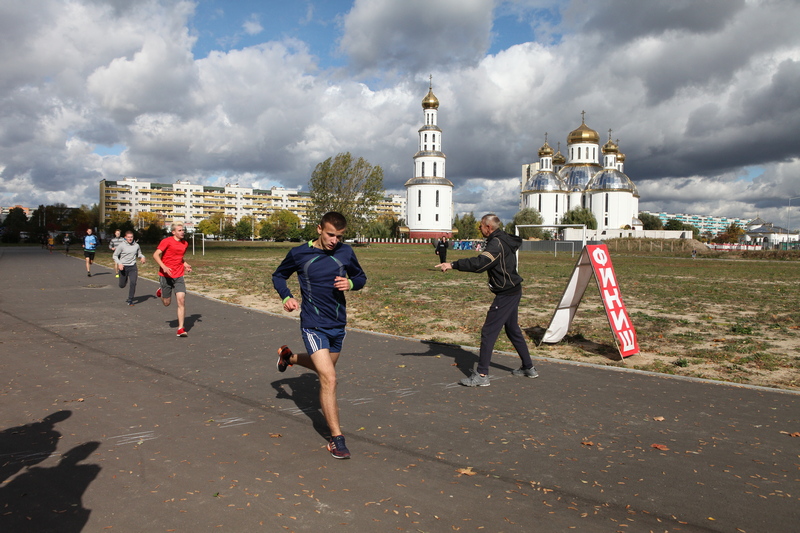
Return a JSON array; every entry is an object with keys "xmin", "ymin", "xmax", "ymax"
[{"xmin": 2, "ymin": 0, "xmax": 800, "ymax": 226}]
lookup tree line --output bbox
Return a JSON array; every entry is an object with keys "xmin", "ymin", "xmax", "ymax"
[{"xmin": 1, "ymin": 151, "xmax": 743, "ymax": 245}]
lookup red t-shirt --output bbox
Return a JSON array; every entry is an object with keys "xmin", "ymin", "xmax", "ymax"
[{"xmin": 157, "ymin": 237, "xmax": 189, "ymax": 278}]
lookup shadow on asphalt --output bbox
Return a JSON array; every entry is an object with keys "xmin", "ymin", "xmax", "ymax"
[
  {"xmin": 271, "ymin": 373, "xmax": 330, "ymax": 440},
  {"xmin": 165, "ymin": 313, "xmax": 203, "ymax": 331},
  {"xmin": 0, "ymin": 411, "xmax": 101, "ymax": 532},
  {"xmin": 398, "ymin": 340, "xmax": 515, "ymax": 376}
]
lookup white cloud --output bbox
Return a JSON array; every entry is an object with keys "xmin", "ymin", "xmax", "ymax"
[
  {"xmin": 243, "ymin": 14, "xmax": 263, "ymax": 36},
  {"xmin": 0, "ymin": 0, "xmax": 799, "ymax": 228}
]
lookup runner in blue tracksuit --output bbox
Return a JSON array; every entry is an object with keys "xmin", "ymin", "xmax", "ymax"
[{"xmin": 272, "ymin": 211, "xmax": 367, "ymax": 459}]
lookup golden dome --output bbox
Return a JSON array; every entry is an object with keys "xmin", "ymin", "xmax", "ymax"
[
  {"xmin": 567, "ymin": 112, "xmax": 599, "ymax": 145},
  {"xmin": 538, "ymin": 140, "xmax": 554, "ymax": 157},
  {"xmin": 552, "ymin": 142, "xmax": 566, "ymax": 165},
  {"xmin": 422, "ymin": 88, "xmax": 439, "ymax": 109},
  {"xmin": 602, "ymin": 138, "xmax": 618, "ymax": 153}
]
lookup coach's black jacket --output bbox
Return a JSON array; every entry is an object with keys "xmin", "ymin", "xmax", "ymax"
[{"xmin": 451, "ymin": 229, "xmax": 524, "ymax": 295}]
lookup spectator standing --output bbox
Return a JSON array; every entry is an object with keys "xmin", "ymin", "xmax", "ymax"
[
  {"xmin": 435, "ymin": 236, "xmax": 448, "ymax": 264},
  {"xmin": 436, "ymin": 214, "xmax": 538, "ymax": 387},
  {"xmin": 108, "ymin": 229, "xmax": 125, "ymax": 278}
]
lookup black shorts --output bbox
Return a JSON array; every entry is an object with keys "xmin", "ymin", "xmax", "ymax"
[{"xmin": 84, "ymin": 251, "xmax": 96, "ymax": 260}]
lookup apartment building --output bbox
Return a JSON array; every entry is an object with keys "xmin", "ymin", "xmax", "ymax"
[
  {"xmin": 643, "ymin": 211, "xmax": 748, "ymax": 236},
  {"xmin": 100, "ymin": 177, "xmax": 405, "ymax": 230}
]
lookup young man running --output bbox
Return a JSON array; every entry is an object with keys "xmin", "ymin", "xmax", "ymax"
[
  {"xmin": 153, "ymin": 223, "xmax": 192, "ymax": 337},
  {"xmin": 272, "ymin": 212, "xmax": 367, "ymax": 459},
  {"xmin": 113, "ymin": 230, "xmax": 146, "ymax": 305},
  {"xmin": 109, "ymin": 229, "xmax": 125, "ymax": 278},
  {"xmin": 83, "ymin": 228, "xmax": 98, "ymax": 276}
]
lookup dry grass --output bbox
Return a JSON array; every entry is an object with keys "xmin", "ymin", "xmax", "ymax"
[{"xmin": 88, "ymin": 240, "xmax": 800, "ymax": 391}]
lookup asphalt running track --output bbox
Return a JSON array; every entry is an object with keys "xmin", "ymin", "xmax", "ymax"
[{"xmin": 0, "ymin": 246, "xmax": 798, "ymax": 532}]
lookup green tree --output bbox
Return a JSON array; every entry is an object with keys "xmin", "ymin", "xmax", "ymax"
[
  {"xmin": 638, "ymin": 212, "xmax": 663, "ymax": 230},
  {"xmin": 308, "ymin": 152, "xmax": 385, "ymax": 237},
  {"xmin": 141, "ymin": 224, "xmax": 165, "ymax": 244},
  {"xmin": 683, "ymin": 223, "xmax": 700, "ymax": 239},
  {"xmin": 235, "ymin": 216, "xmax": 256, "ymax": 240},
  {"xmin": 363, "ymin": 215, "xmax": 399, "ymax": 239},
  {"xmin": 1, "ymin": 207, "xmax": 29, "ymax": 242},
  {"xmin": 561, "ymin": 208, "xmax": 597, "ymax": 230},
  {"xmin": 664, "ymin": 218, "xmax": 684, "ymax": 231},
  {"xmin": 260, "ymin": 210, "xmax": 301, "ymax": 241},
  {"xmin": 453, "ymin": 212, "xmax": 479, "ymax": 239},
  {"xmin": 714, "ymin": 222, "xmax": 744, "ymax": 244},
  {"xmin": 505, "ymin": 208, "xmax": 544, "ymax": 239}
]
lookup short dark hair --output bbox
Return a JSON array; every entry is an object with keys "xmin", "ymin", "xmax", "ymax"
[{"xmin": 320, "ymin": 211, "xmax": 347, "ymax": 230}]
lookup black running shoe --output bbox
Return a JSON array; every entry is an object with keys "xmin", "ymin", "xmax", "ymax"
[
  {"xmin": 277, "ymin": 345, "xmax": 293, "ymax": 373},
  {"xmin": 327, "ymin": 435, "xmax": 351, "ymax": 459}
]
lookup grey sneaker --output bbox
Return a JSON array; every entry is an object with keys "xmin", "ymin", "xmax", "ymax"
[
  {"xmin": 460, "ymin": 371, "xmax": 490, "ymax": 387},
  {"xmin": 512, "ymin": 366, "xmax": 539, "ymax": 378}
]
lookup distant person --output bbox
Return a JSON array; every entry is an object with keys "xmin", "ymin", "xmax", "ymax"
[
  {"xmin": 435, "ymin": 236, "xmax": 448, "ymax": 264},
  {"xmin": 272, "ymin": 211, "xmax": 367, "ymax": 459},
  {"xmin": 153, "ymin": 223, "xmax": 192, "ymax": 337},
  {"xmin": 691, "ymin": 249, "xmax": 697, "ymax": 259},
  {"xmin": 436, "ymin": 213, "xmax": 538, "ymax": 387},
  {"xmin": 63, "ymin": 233, "xmax": 71, "ymax": 255},
  {"xmin": 109, "ymin": 229, "xmax": 125, "ymax": 277},
  {"xmin": 47, "ymin": 235, "xmax": 54, "ymax": 253},
  {"xmin": 83, "ymin": 228, "xmax": 98, "ymax": 277},
  {"xmin": 113, "ymin": 230, "xmax": 146, "ymax": 305}
]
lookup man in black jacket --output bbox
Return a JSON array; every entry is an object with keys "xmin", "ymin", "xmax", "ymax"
[{"xmin": 436, "ymin": 214, "xmax": 538, "ymax": 386}]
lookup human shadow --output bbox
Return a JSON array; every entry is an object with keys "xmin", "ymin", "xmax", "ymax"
[
  {"xmin": 0, "ymin": 441, "xmax": 101, "ymax": 533},
  {"xmin": 526, "ymin": 325, "xmax": 620, "ymax": 361},
  {"xmin": 0, "ymin": 410, "xmax": 71, "ymax": 484},
  {"xmin": 398, "ymin": 340, "xmax": 515, "ymax": 376},
  {"xmin": 271, "ymin": 373, "xmax": 330, "ymax": 440},
  {"xmin": 166, "ymin": 313, "xmax": 202, "ymax": 331},
  {"xmin": 129, "ymin": 294, "xmax": 156, "ymax": 305}
]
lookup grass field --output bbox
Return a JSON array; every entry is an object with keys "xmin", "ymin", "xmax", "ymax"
[{"xmin": 84, "ymin": 240, "xmax": 800, "ymax": 391}]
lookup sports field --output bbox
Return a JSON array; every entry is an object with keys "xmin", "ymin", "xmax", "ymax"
[{"xmin": 86, "ymin": 241, "xmax": 800, "ymax": 391}]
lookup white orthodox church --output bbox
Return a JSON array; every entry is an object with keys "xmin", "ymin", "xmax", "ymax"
[
  {"xmin": 404, "ymin": 82, "xmax": 453, "ymax": 239},
  {"xmin": 521, "ymin": 115, "xmax": 641, "ymax": 232}
]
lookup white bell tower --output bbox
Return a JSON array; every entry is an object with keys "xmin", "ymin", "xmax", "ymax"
[{"xmin": 405, "ymin": 78, "xmax": 453, "ymax": 239}]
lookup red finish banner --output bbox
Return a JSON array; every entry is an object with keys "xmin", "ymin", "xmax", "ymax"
[
  {"xmin": 540, "ymin": 244, "xmax": 639, "ymax": 359},
  {"xmin": 585, "ymin": 245, "xmax": 639, "ymax": 357}
]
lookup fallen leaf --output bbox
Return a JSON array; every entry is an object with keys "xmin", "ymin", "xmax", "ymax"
[
  {"xmin": 456, "ymin": 467, "xmax": 477, "ymax": 476},
  {"xmin": 651, "ymin": 443, "xmax": 669, "ymax": 451},
  {"xmin": 269, "ymin": 433, "xmax": 282, "ymax": 438},
  {"xmin": 779, "ymin": 431, "xmax": 800, "ymax": 437},
  {"xmin": 581, "ymin": 441, "xmax": 594, "ymax": 446},
  {"xmin": 653, "ymin": 416, "xmax": 665, "ymax": 422}
]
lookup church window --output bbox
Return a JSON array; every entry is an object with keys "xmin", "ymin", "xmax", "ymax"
[
  {"xmin": 418, "ymin": 213, "xmax": 421, "ymax": 221},
  {"xmin": 605, "ymin": 193, "xmax": 609, "ymax": 211},
  {"xmin": 424, "ymin": 145, "xmax": 427, "ymax": 151},
  {"xmin": 418, "ymin": 190, "xmax": 421, "ymax": 207},
  {"xmin": 436, "ymin": 190, "xmax": 439, "ymax": 207},
  {"xmin": 578, "ymin": 147, "xmax": 581, "ymax": 159},
  {"xmin": 421, "ymin": 162, "xmax": 425, "ymax": 176},
  {"xmin": 555, "ymin": 196, "xmax": 559, "ymax": 212},
  {"xmin": 435, "ymin": 214, "xmax": 439, "ymax": 222},
  {"xmin": 538, "ymin": 196, "xmax": 542, "ymax": 212},
  {"xmin": 433, "ymin": 162, "xmax": 437, "ymax": 177},
  {"xmin": 425, "ymin": 134, "xmax": 427, "ymax": 142}
]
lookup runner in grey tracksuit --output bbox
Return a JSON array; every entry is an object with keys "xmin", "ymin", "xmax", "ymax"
[{"xmin": 112, "ymin": 231, "xmax": 146, "ymax": 305}]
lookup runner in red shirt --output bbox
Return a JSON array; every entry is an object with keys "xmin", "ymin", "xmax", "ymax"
[{"xmin": 153, "ymin": 223, "xmax": 192, "ymax": 337}]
